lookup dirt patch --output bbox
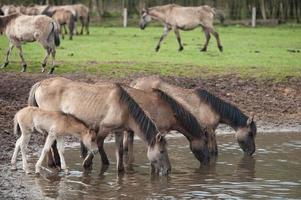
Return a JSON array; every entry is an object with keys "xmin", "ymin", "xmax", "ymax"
[{"xmin": 0, "ymin": 72, "xmax": 301, "ymax": 166}]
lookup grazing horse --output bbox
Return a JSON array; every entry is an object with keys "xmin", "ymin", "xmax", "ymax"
[
  {"xmin": 0, "ymin": 14, "xmax": 60, "ymax": 74},
  {"xmin": 72, "ymin": 4, "xmax": 90, "ymax": 35},
  {"xmin": 139, "ymin": 4, "xmax": 223, "ymax": 52},
  {"xmin": 27, "ymin": 77, "xmax": 171, "ymax": 175},
  {"xmin": 131, "ymin": 76, "xmax": 257, "ymax": 156},
  {"xmin": 52, "ymin": 9, "xmax": 76, "ymax": 40},
  {"xmin": 11, "ymin": 106, "xmax": 98, "ymax": 174}
]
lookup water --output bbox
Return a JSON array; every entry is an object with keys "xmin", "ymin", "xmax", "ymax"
[{"xmin": 2, "ymin": 132, "xmax": 301, "ymax": 199}]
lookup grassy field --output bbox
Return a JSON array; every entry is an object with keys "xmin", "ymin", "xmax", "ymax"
[{"xmin": 0, "ymin": 24, "xmax": 301, "ymax": 80}]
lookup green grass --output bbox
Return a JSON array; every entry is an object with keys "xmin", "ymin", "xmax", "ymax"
[{"xmin": 0, "ymin": 24, "xmax": 301, "ymax": 80}]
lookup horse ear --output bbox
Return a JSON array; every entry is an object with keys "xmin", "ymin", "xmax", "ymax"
[
  {"xmin": 247, "ymin": 115, "xmax": 254, "ymax": 126},
  {"xmin": 156, "ymin": 133, "xmax": 163, "ymax": 142}
]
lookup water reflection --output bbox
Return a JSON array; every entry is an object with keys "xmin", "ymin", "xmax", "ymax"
[{"xmin": 2, "ymin": 132, "xmax": 301, "ymax": 199}]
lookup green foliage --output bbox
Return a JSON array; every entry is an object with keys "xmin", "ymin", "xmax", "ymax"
[{"xmin": 0, "ymin": 25, "xmax": 301, "ymax": 81}]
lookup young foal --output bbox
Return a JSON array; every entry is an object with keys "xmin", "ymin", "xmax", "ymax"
[
  {"xmin": 11, "ymin": 106, "xmax": 98, "ymax": 174},
  {"xmin": 0, "ymin": 14, "xmax": 60, "ymax": 74},
  {"xmin": 139, "ymin": 4, "xmax": 223, "ymax": 52}
]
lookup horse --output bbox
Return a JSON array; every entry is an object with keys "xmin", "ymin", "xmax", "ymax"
[
  {"xmin": 0, "ymin": 13, "xmax": 60, "ymax": 74},
  {"xmin": 131, "ymin": 76, "xmax": 257, "ymax": 156},
  {"xmin": 72, "ymin": 4, "xmax": 90, "ymax": 35},
  {"xmin": 139, "ymin": 4, "xmax": 223, "ymax": 52},
  {"xmin": 52, "ymin": 9, "xmax": 76, "ymax": 40},
  {"xmin": 11, "ymin": 106, "xmax": 98, "ymax": 174},
  {"xmin": 27, "ymin": 77, "xmax": 171, "ymax": 175}
]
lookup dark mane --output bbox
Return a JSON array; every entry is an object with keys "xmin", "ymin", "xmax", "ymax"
[
  {"xmin": 196, "ymin": 89, "xmax": 248, "ymax": 127},
  {"xmin": 154, "ymin": 89, "xmax": 206, "ymax": 139},
  {"xmin": 116, "ymin": 84, "xmax": 158, "ymax": 146}
]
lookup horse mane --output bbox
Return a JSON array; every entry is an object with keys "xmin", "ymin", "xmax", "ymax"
[
  {"xmin": 116, "ymin": 84, "xmax": 158, "ymax": 146},
  {"xmin": 154, "ymin": 88, "xmax": 206, "ymax": 139},
  {"xmin": 195, "ymin": 89, "xmax": 248, "ymax": 127},
  {"xmin": 0, "ymin": 13, "xmax": 20, "ymax": 30}
]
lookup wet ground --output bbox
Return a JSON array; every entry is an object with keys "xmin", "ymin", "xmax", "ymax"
[{"xmin": 1, "ymin": 132, "xmax": 301, "ymax": 199}]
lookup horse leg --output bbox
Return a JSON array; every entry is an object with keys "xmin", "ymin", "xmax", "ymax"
[
  {"xmin": 201, "ymin": 28, "xmax": 211, "ymax": 52},
  {"xmin": 1, "ymin": 43, "xmax": 14, "ymax": 68},
  {"xmin": 41, "ymin": 47, "xmax": 51, "ymax": 73},
  {"xmin": 47, "ymin": 140, "xmax": 61, "ymax": 168},
  {"xmin": 85, "ymin": 17, "xmax": 90, "ymax": 35},
  {"xmin": 114, "ymin": 131, "xmax": 124, "ymax": 172},
  {"xmin": 36, "ymin": 133, "xmax": 56, "ymax": 174},
  {"xmin": 68, "ymin": 21, "xmax": 73, "ymax": 40},
  {"xmin": 210, "ymin": 29, "xmax": 223, "ymax": 52},
  {"xmin": 173, "ymin": 28, "xmax": 184, "ymax": 51},
  {"xmin": 80, "ymin": 141, "xmax": 88, "ymax": 158},
  {"xmin": 11, "ymin": 137, "xmax": 22, "ymax": 170},
  {"xmin": 80, "ymin": 18, "xmax": 84, "ymax": 35},
  {"xmin": 56, "ymin": 137, "xmax": 69, "ymax": 174},
  {"xmin": 20, "ymin": 133, "xmax": 31, "ymax": 174},
  {"xmin": 63, "ymin": 24, "xmax": 68, "ymax": 35},
  {"xmin": 155, "ymin": 26, "xmax": 171, "ymax": 52},
  {"xmin": 98, "ymin": 136, "xmax": 110, "ymax": 165},
  {"xmin": 123, "ymin": 130, "xmax": 134, "ymax": 167},
  {"xmin": 16, "ymin": 45, "xmax": 27, "ymax": 72},
  {"xmin": 48, "ymin": 48, "xmax": 56, "ymax": 74}
]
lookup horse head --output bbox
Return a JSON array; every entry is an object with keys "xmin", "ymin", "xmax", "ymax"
[
  {"xmin": 139, "ymin": 8, "xmax": 151, "ymax": 30},
  {"xmin": 236, "ymin": 116, "xmax": 257, "ymax": 156},
  {"xmin": 147, "ymin": 133, "xmax": 171, "ymax": 175}
]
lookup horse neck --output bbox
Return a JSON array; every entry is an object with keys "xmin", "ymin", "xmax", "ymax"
[
  {"xmin": 127, "ymin": 117, "xmax": 154, "ymax": 146},
  {"xmin": 219, "ymin": 116, "xmax": 244, "ymax": 131},
  {"xmin": 0, "ymin": 14, "xmax": 19, "ymax": 31},
  {"xmin": 148, "ymin": 7, "xmax": 168, "ymax": 22}
]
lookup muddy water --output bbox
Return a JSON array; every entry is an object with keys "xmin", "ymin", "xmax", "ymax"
[{"xmin": 1, "ymin": 132, "xmax": 301, "ymax": 199}]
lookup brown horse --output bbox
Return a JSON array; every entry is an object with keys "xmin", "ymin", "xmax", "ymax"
[
  {"xmin": 139, "ymin": 4, "xmax": 223, "ymax": 52},
  {"xmin": 11, "ymin": 106, "xmax": 98, "ymax": 174},
  {"xmin": 131, "ymin": 76, "xmax": 257, "ymax": 156},
  {"xmin": 52, "ymin": 9, "xmax": 76, "ymax": 40},
  {"xmin": 0, "ymin": 14, "xmax": 60, "ymax": 73},
  {"xmin": 27, "ymin": 77, "xmax": 171, "ymax": 175},
  {"xmin": 72, "ymin": 4, "xmax": 90, "ymax": 35}
]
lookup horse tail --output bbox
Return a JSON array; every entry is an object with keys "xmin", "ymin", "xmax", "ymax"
[
  {"xmin": 28, "ymin": 81, "xmax": 41, "ymax": 107},
  {"xmin": 212, "ymin": 8, "xmax": 225, "ymax": 24},
  {"xmin": 115, "ymin": 84, "xmax": 158, "ymax": 146},
  {"xmin": 48, "ymin": 21, "xmax": 60, "ymax": 47},
  {"xmin": 13, "ymin": 115, "xmax": 21, "ymax": 137}
]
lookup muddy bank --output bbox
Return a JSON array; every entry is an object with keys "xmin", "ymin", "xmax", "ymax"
[{"xmin": 0, "ymin": 72, "xmax": 301, "ymax": 166}]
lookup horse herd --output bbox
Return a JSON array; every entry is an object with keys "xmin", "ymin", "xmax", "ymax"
[
  {"xmin": 0, "ymin": 4, "xmax": 223, "ymax": 74},
  {"xmin": 11, "ymin": 76, "xmax": 257, "ymax": 176}
]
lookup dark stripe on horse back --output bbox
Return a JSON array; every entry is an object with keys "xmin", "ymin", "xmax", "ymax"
[
  {"xmin": 154, "ymin": 88, "xmax": 206, "ymax": 139},
  {"xmin": 196, "ymin": 89, "xmax": 248, "ymax": 127},
  {"xmin": 116, "ymin": 83, "xmax": 158, "ymax": 146}
]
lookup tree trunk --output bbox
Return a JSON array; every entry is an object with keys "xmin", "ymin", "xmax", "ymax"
[{"xmin": 260, "ymin": 0, "xmax": 267, "ymax": 19}]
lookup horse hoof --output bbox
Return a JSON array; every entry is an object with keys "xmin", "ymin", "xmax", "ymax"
[
  {"xmin": 200, "ymin": 48, "xmax": 207, "ymax": 52},
  {"xmin": 1, "ymin": 62, "xmax": 8, "ymax": 68},
  {"xmin": 21, "ymin": 64, "xmax": 27, "ymax": 72},
  {"xmin": 155, "ymin": 46, "xmax": 160, "ymax": 52},
  {"xmin": 64, "ymin": 168, "xmax": 70, "ymax": 175},
  {"xmin": 218, "ymin": 46, "xmax": 223, "ymax": 52},
  {"xmin": 11, "ymin": 165, "xmax": 17, "ymax": 171},
  {"xmin": 178, "ymin": 46, "xmax": 184, "ymax": 52},
  {"xmin": 48, "ymin": 68, "xmax": 55, "ymax": 74}
]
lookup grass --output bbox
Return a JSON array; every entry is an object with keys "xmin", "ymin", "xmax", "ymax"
[{"xmin": 0, "ymin": 24, "xmax": 301, "ymax": 80}]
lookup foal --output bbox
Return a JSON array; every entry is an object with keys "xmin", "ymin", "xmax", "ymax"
[
  {"xmin": 0, "ymin": 14, "xmax": 60, "ymax": 73},
  {"xmin": 11, "ymin": 106, "xmax": 97, "ymax": 174}
]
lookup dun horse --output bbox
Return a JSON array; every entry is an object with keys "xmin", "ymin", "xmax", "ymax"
[
  {"xmin": 28, "ymin": 77, "xmax": 171, "ymax": 175},
  {"xmin": 131, "ymin": 76, "xmax": 257, "ymax": 156},
  {"xmin": 72, "ymin": 4, "xmax": 90, "ymax": 35},
  {"xmin": 139, "ymin": 4, "xmax": 223, "ymax": 52},
  {"xmin": 52, "ymin": 9, "xmax": 76, "ymax": 40},
  {"xmin": 11, "ymin": 106, "xmax": 98, "ymax": 174},
  {"xmin": 0, "ymin": 13, "xmax": 60, "ymax": 73}
]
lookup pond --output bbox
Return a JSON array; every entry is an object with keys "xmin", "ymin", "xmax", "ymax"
[{"xmin": 1, "ymin": 132, "xmax": 301, "ymax": 199}]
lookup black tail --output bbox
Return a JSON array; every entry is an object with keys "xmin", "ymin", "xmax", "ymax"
[
  {"xmin": 28, "ymin": 82, "xmax": 41, "ymax": 106},
  {"xmin": 48, "ymin": 22, "xmax": 60, "ymax": 47},
  {"xmin": 154, "ymin": 89, "xmax": 206, "ymax": 139},
  {"xmin": 116, "ymin": 84, "xmax": 158, "ymax": 146}
]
